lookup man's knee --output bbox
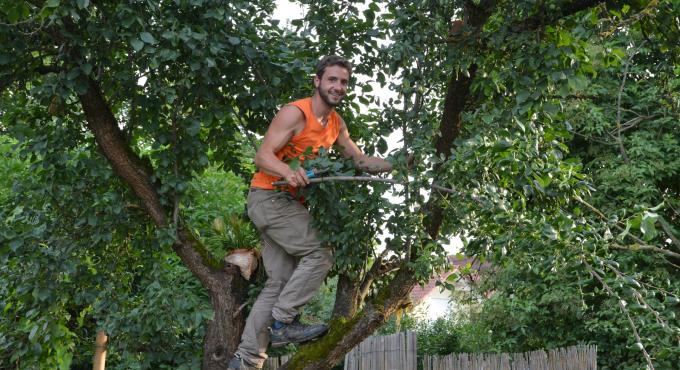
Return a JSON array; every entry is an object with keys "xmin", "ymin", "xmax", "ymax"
[
  {"xmin": 264, "ymin": 279, "xmax": 287, "ymax": 292},
  {"xmin": 305, "ymin": 248, "xmax": 334, "ymax": 272}
]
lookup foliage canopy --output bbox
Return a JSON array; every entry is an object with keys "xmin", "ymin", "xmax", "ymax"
[{"xmin": 1, "ymin": 0, "xmax": 678, "ymax": 369}]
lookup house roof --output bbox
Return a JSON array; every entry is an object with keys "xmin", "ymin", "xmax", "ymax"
[{"xmin": 410, "ymin": 256, "xmax": 488, "ymax": 305}]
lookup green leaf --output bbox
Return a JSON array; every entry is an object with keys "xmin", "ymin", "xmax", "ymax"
[
  {"xmin": 28, "ymin": 325, "xmax": 38, "ymax": 341},
  {"xmin": 161, "ymin": 30, "xmax": 176, "ymax": 40},
  {"xmin": 288, "ymin": 157, "xmax": 300, "ymax": 170},
  {"xmin": 618, "ymin": 221, "xmax": 631, "ymax": 241},
  {"xmin": 533, "ymin": 174, "xmax": 552, "ymax": 188},
  {"xmin": 568, "ymin": 74, "xmax": 589, "ymax": 91},
  {"xmin": 9, "ymin": 238, "xmax": 23, "ymax": 252},
  {"xmin": 516, "ymin": 90, "xmax": 530, "ymax": 104},
  {"xmin": 377, "ymin": 138, "xmax": 387, "ymax": 155},
  {"xmin": 542, "ymin": 225, "xmax": 558, "ymax": 240},
  {"xmin": 66, "ymin": 67, "xmax": 81, "ymax": 80},
  {"xmin": 623, "ymin": 276, "xmax": 641, "ymax": 288},
  {"xmin": 76, "ymin": 0, "xmax": 89, "ymax": 9},
  {"xmin": 81, "ymin": 63, "xmax": 92, "ymax": 75},
  {"xmin": 140, "ymin": 32, "xmax": 156, "ymax": 44},
  {"xmin": 665, "ymin": 296, "xmax": 679, "ymax": 305},
  {"xmin": 228, "ymin": 36, "xmax": 240, "ymax": 45},
  {"xmin": 640, "ymin": 212, "xmax": 658, "ymax": 241},
  {"xmin": 130, "ymin": 38, "xmax": 144, "ymax": 51}
]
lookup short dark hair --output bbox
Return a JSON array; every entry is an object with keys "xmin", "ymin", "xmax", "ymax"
[{"xmin": 315, "ymin": 55, "xmax": 352, "ymax": 78}]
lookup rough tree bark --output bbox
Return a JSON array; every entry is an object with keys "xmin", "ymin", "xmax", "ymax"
[
  {"xmin": 77, "ymin": 77, "xmax": 248, "ymax": 370},
  {"xmin": 331, "ymin": 273, "xmax": 361, "ymax": 320}
]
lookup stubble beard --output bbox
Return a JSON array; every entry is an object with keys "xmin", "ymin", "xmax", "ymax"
[{"xmin": 317, "ymin": 86, "xmax": 343, "ymax": 107}]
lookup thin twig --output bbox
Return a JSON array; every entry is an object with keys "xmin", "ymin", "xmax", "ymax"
[
  {"xmin": 234, "ymin": 109, "xmax": 260, "ymax": 153},
  {"xmin": 575, "ymin": 196, "xmax": 608, "ymax": 220},
  {"xmin": 576, "ymin": 196, "xmax": 680, "ymax": 259},
  {"xmin": 614, "ymin": 41, "xmax": 646, "ymax": 164},
  {"xmin": 585, "ymin": 262, "xmax": 655, "ymax": 370},
  {"xmin": 232, "ymin": 302, "xmax": 249, "ymax": 319},
  {"xmin": 611, "ymin": 243, "xmax": 680, "ymax": 259},
  {"xmin": 358, "ymin": 248, "xmax": 391, "ymax": 304},
  {"xmin": 659, "ymin": 217, "xmax": 680, "ymax": 252},
  {"xmin": 637, "ymin": 279, "xmax": 680, "ymax": 299},
  {"xmin": 609, "ymin": 114, "xmax": 659, "ymax": 135},
  {"xmin": 571, "ymin": 131, "xmax": 618, "ymax": 146},
  {"xmin": 607, "ymin": 264, "xmax": 680, "ymax": 345}
]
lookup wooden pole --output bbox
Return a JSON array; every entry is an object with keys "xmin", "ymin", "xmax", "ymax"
[
  {"xmin": 93, "ymin": 330, "xmax": 108, "ymax": 370},
  {"xmin": 271, "ymin": 176, "xmax": 459, "ymax": 195}
]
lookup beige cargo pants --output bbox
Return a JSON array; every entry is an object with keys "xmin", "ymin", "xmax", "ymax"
[{"xmin": 235, "ymin": 189, "xmax": 333, "ymax": 368}]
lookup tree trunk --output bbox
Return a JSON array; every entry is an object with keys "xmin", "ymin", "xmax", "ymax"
[
  {"xmin": 201, "ymin": 266, "xmax": 249, "ymax": 370},
  {"xmin": 331, "ymin": 273, "xmax": 360, "ymax": 320}
]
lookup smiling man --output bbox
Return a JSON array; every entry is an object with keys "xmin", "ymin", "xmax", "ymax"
[{"xmin": 228, "ymin": 56, "xmax": 392, "ymax": 369}]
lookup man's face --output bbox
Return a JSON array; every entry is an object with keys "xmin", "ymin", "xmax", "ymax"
[{"xmin": 314, "ymin": 65, "xmax": 350, "ymax": 107}]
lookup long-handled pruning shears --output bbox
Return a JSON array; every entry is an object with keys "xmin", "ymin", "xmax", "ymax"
[{"xmin": 305, "ymin": 168, "xmax": 329, "ymax": 179}]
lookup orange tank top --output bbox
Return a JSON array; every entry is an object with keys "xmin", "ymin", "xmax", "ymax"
[{"xmin": 250, "ymin": 97, "xmax": 341, "ymax": 191}]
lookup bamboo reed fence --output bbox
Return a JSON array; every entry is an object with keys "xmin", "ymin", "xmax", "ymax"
[
  {"xmin": 422, "ymin": 345, "xmax": 598, "ymax": 370},
  {"xmin": 264, "ymin": 334, "xmax": 596, "ymax": 370},
  {"xmin": 344, "ymin": 331, "xmax": 418, "ymax": 370},
  {"xmin": 263, "ymin": 353, "xmax": 293, "ymax": 369}
]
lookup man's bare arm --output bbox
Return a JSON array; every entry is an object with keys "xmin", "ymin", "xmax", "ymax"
[
  {"xmin": 336, "ymin": 118, "xmax": 392, "ymax": 174},
  {"xmin": 254, "ymin": 105, "xmax": 311, "ymax": 187}
]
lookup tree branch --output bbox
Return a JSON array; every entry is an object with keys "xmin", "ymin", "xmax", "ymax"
[
  {"xmin": 357, "ymin": 249, "xmax": 392, "ymax": 306},
  {"xmin": 35, "ymin": 65, "xmax": 61, "ymax": 74},
  {"xmin": 77, "ymin": 77, "xmax": 229, "ymax": 290},
  {"xmin": 606, "ymin": 264, "xmax": 680, "ymax": 345},
  {"xmin": 611, "ymin": 243, "xmax": 680, "ymax": 260},
  {"xmin": 585, "ymin": 262, "xmax": 656, "ymax": 370},
  {"xmin": 284, "ymin": 267, "xmax": 418, "ymax": 370},
  {"xmin": 614, "ymin": 41, "xmax": 646, "ymax": 165},
  {"xmin": 78, "ymin": 77, "xmax": 167, "ymax": 226},
  {"xmin": 575, "ymin": 196, "xmax": 680, "ymax": 260}
]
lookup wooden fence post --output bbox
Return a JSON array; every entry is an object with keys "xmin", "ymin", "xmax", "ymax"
[{"xmin": 93, "ymin": 330, "xmax": 108, "ymax": 370}]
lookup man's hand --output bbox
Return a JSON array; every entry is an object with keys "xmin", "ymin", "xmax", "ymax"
[{"xmin": 284, "ymin": 167, "xmax": 311, "ymax": 188}]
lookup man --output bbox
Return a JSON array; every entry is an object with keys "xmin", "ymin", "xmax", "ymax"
[{"xmin": 228, "ymin": 55, "xmax": 391, "ymax": 370}]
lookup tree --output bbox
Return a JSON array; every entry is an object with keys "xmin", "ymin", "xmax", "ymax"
[{"xmin": 1, "ymin": 0, "xmax": 678, "ymax": 369}]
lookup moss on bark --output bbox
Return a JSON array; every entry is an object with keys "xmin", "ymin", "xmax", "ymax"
[
  {"xmin": 178, "ymin": 228, "xmax": 225, "ymax": 271},
  {"xmin": 285, "ymin": 313, "xmax": 364, "ymax": 369}
]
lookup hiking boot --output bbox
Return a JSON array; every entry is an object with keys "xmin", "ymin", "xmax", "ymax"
[
  {"xmin": 227, "ymin": 355, "xmax": 259, "ymax": 370},
  {"xmin": 269, "ymin": 318, "xmax": 328, "ymax": 348}
]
